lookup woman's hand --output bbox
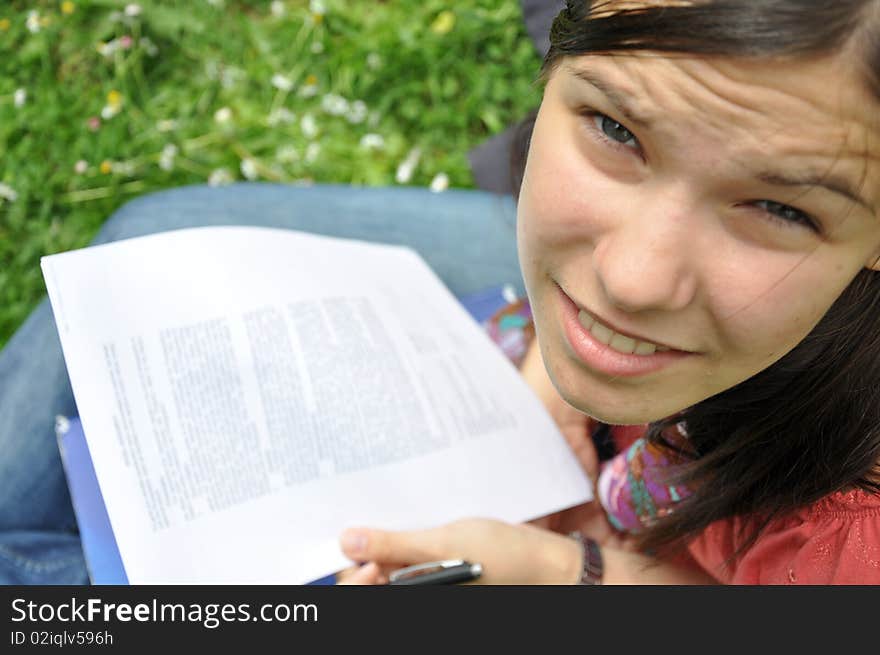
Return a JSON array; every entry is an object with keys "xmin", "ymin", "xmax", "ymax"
[
  {"xmin": 517, "ymin": 340, "xmax": 634, "ymax": 548},
  {"xmin": 518, "ymin": 339, "xmax": 600, "ymax": 481},
  {"xmin": 336, "ymin": 518, "xmax": 583, "ymax": 585}
]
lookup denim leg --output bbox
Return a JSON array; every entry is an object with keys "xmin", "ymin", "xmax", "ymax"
[
  {"xmin": 94, "ymin": 183, "xmax": 523, "ymax": 297},
  {"xmin": 0, "ymin": 183, "xmax": 521, "ymax": 584},
  {"xmin": 0, "ymin": 303, "xmax": 88, "ymax": 583},
  {"xmin": 0, "ymin": 533, "xmax": 91, "ymax": 585}
]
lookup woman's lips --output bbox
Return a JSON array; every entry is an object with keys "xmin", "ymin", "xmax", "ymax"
[{"xmin": 556, "ymin": 284, "xmax": 693, "ymax": 377}]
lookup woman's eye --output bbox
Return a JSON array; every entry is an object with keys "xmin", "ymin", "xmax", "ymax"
[
  {"xmin": 753, "ymin": 200, "xmax": 819, "ymax": 232},
  {"xmin": 591, "ymin": 113, "xmax": 639, "ymax": 149}
]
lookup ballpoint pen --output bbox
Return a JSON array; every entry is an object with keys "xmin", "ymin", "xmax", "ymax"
[{"xmin": 388, "ymin": 559, "xmax": 483, "ymax": 585}]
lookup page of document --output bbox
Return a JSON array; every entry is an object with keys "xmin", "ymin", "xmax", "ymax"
[{"xmin": 42, "ymin": 226, "xmax": 591, "ymax": 584}]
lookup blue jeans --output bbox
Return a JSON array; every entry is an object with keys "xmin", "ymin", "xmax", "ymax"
[{"xmin": 0, "ymin": 183, "xmax": 522, "ymax": 584}]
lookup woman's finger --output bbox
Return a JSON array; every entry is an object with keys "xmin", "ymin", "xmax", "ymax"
[
  {"xmin": 336, "ymin": 561, "xmax": 382, "ymax": 585},
  {"xmin": 340, "ymin": 527, "xmax": 440, "ymax": 565}
]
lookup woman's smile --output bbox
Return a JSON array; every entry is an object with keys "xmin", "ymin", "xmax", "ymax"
[{"xmin": 557, "ymin": 282, "xmax": 695, "ymax": 378}]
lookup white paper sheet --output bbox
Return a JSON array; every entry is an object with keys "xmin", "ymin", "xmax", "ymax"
[{"xmin": 42, "ymin": 226, "xmax": 591, "ymax": 584}]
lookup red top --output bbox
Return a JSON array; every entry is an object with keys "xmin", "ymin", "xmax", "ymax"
[
  {"xmin": 687, "ymin": 488, "xmax": 880, "ymax": 584},
  {"xmin": 605, "ymin": 424, "xmax": 880, "ymax": 584}
]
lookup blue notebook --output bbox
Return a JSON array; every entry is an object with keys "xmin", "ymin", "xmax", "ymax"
[
  {"xmin": 57, "ymin": 284, "xmax": 519, "ymax": 585},
  {"xmin": 57, "ymin": 415, "xmax": 129, "ymax": 585}
]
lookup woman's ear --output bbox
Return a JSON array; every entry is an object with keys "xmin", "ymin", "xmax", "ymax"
[{"xmin": 868, "ymin": 249, "xmax": 880, "ymax": 272}]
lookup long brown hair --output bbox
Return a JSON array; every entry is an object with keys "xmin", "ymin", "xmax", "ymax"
[{"xmin": 514, "ymin": 0, "xmax": 880, "ymax": 557}]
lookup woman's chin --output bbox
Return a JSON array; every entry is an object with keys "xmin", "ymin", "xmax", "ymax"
[
  {"xmin": 536, "ymin": 325, "xmax": 698, "ymax": 424},
  {"xmin": 551, "ymin": 375, "xmax": 682, "ymax": 426},
  {"xmin": 570, "ymin": 403, "xmax": 657, "ymax": 426}
]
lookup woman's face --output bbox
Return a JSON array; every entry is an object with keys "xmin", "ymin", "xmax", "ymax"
[{"xmin": 517, "ymin": 51, "xmax": 880, "ymax": 425}]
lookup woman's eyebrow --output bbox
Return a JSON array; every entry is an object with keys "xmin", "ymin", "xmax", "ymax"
[
  {"xmin": 564, "ymin": 65, "xmax": 872, "ymax": 214},
  {"xmin": 564, "ymin": 64, "xmax": 874, "ymax": 215},
  {"xmin": 564, "ymin": 64, "xmax": 654, "ymax": 128},
  {"xmin": 757, "ymin": 171, "xmax": 872, "ymax": 213}
]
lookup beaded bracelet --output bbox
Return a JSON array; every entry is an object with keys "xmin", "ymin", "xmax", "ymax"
[{"xmin": 569, "ymin": 531, "xmax": 603, "ymax": 585}]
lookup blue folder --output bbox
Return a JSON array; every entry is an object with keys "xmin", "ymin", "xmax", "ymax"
[
  {"xmin": 57, "ymin": 416, "xmax": 129, "ymax": 584},
  {"xmin": 58, "ymin": 284, "xmax": 518, "ymax": 585}
]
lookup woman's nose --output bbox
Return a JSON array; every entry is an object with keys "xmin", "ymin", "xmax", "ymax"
[{"xmin": 591, "ymin": 194, "xmax": 701, "ymax": 314}]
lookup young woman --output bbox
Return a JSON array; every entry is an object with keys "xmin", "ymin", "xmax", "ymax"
[
  {"xmin": 339, "ymin": 0, "xmax": 880, "ymax": 584},
  {"xmin": 2, "ymin": 0, "xmax": 877, "ymax": 586}
]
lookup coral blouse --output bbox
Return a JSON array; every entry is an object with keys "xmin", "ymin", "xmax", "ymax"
[
  {"xmin": 687, "ymin": 489, "xmax": 880, "ymax": 584},
  {"xmin": 600, "ymin": 423, "xmax": 880, "ymax": 585}
]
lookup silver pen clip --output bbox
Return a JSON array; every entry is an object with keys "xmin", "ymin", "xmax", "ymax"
[
  {"xmin": 388, "ymin": 559, "xmax": 465, "ymax": 583},
  {"xmin": 388, "ymin": 559, "xmax": 481, "ymax": 584}
]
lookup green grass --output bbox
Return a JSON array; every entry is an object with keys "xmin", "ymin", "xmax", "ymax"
[{"xmin": 0, "ymin": 0, "xmax": 543, "ymax": 348}]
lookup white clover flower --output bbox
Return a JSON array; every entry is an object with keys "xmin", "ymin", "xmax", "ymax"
[
  {"xmin": 270, "ymin": 1, "xmax": 285, "ymax": 17},
  {"xmin": 305, "ymin": 142, "xmax": 321, "ymax": 163},
  {"xmin": 13, "ymin": 88, "xmax": 26, "ymax": 108},
  {"xmin": 220, "ymin": 66, "xmax": 244, "ymax": 89},
  {"xmin": 214, "ymin": 106, "xmax": 232, "ymax": 124},
  {"xmin": 140, "ymin": 37, "xmax": 159, "ymax": 57},
  {"xmin": 111, "ymin": 160, "xmax": 136, "ymax": 176},
  {"xmin": 276, "ymin": 145, "xmax": 299, "ymax": 163},
  {"xmin": 299, "ymin": 76, "xmax": 319, "ymax": 98},
  {"xmin": 157, "ymin": 119, "xmax": 178, "ymax": 132},
  {"xmin": 101, "ymin": 89, "xmax": 124, "ymax": 119},
  {"xmin": 359, "ymin": 133, "xmax": 385, "ymax": 151},
  {"xmin": 101, "ymin": 104, "xmax": 120, "ymax": 120},
  {"xmin": 267, "ymin": 107, "xmax": 296, "ymax": 126},
  {"xmin": 346, "ymin": 100, "xmax": 367, "ymax": 124},
  {"xmin": 0, "ymin": 182, "xmax": 18, "ymax": 203},
  {"xmin": 205, "ymin": 60, "xmax": 220, "ymax": 80},
  {"xmin": 429, "ymin": 172, "xmax": 450, "ymax": 193},
  {"xmin": 310, "ymin": 41, "xmax": 325, "ymax": 54},
  {"xmin": 159, "ymin": 144, "xmax": 178, "ymax": 172},
  {"xmin": 240, "ymin": 158, "xmax": 259, "ymax": 180},
  {"xmin": 395, "ymin": 148, "xmax": 421, "ymax": 185},
  {"xmin": 208, "ymin": 168, "xmax": 233, "ymax": 186},
  {"xmin": 321, "ymin": 93, "xmax": 349, "ymax": 116},
  {"xmin": 97, "ymin": 41, "xmax": 118, "ymax": 58},
  {"xmin": 26, "ymin": 11, "xmax": 40, "ymax": 34},
  {"xmin": 366, "ymin": 53, "xmax": 382, "ymax": 70},
  {"xmin": 74, "ymin": 160, "xmax": 88, "ymax": 174},
  {"xmin": 125, "ymin": 4, "xmax": 142, "ymax": 17},
  {"xmin": 309, "ymin": 0, "xmax": 326, "ymax": 15},
  {"xmin": 271, "ymin": 74, "xmax": 294, "ymax": 92},
  {"xmin": 300, "ymin": 113, "xmax": 319, "ymax": 139}
]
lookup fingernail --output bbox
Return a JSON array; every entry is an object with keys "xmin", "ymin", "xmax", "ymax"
[{"xmin": 341, "ymin": 530, "xmax": 367, "ymax": 555}]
